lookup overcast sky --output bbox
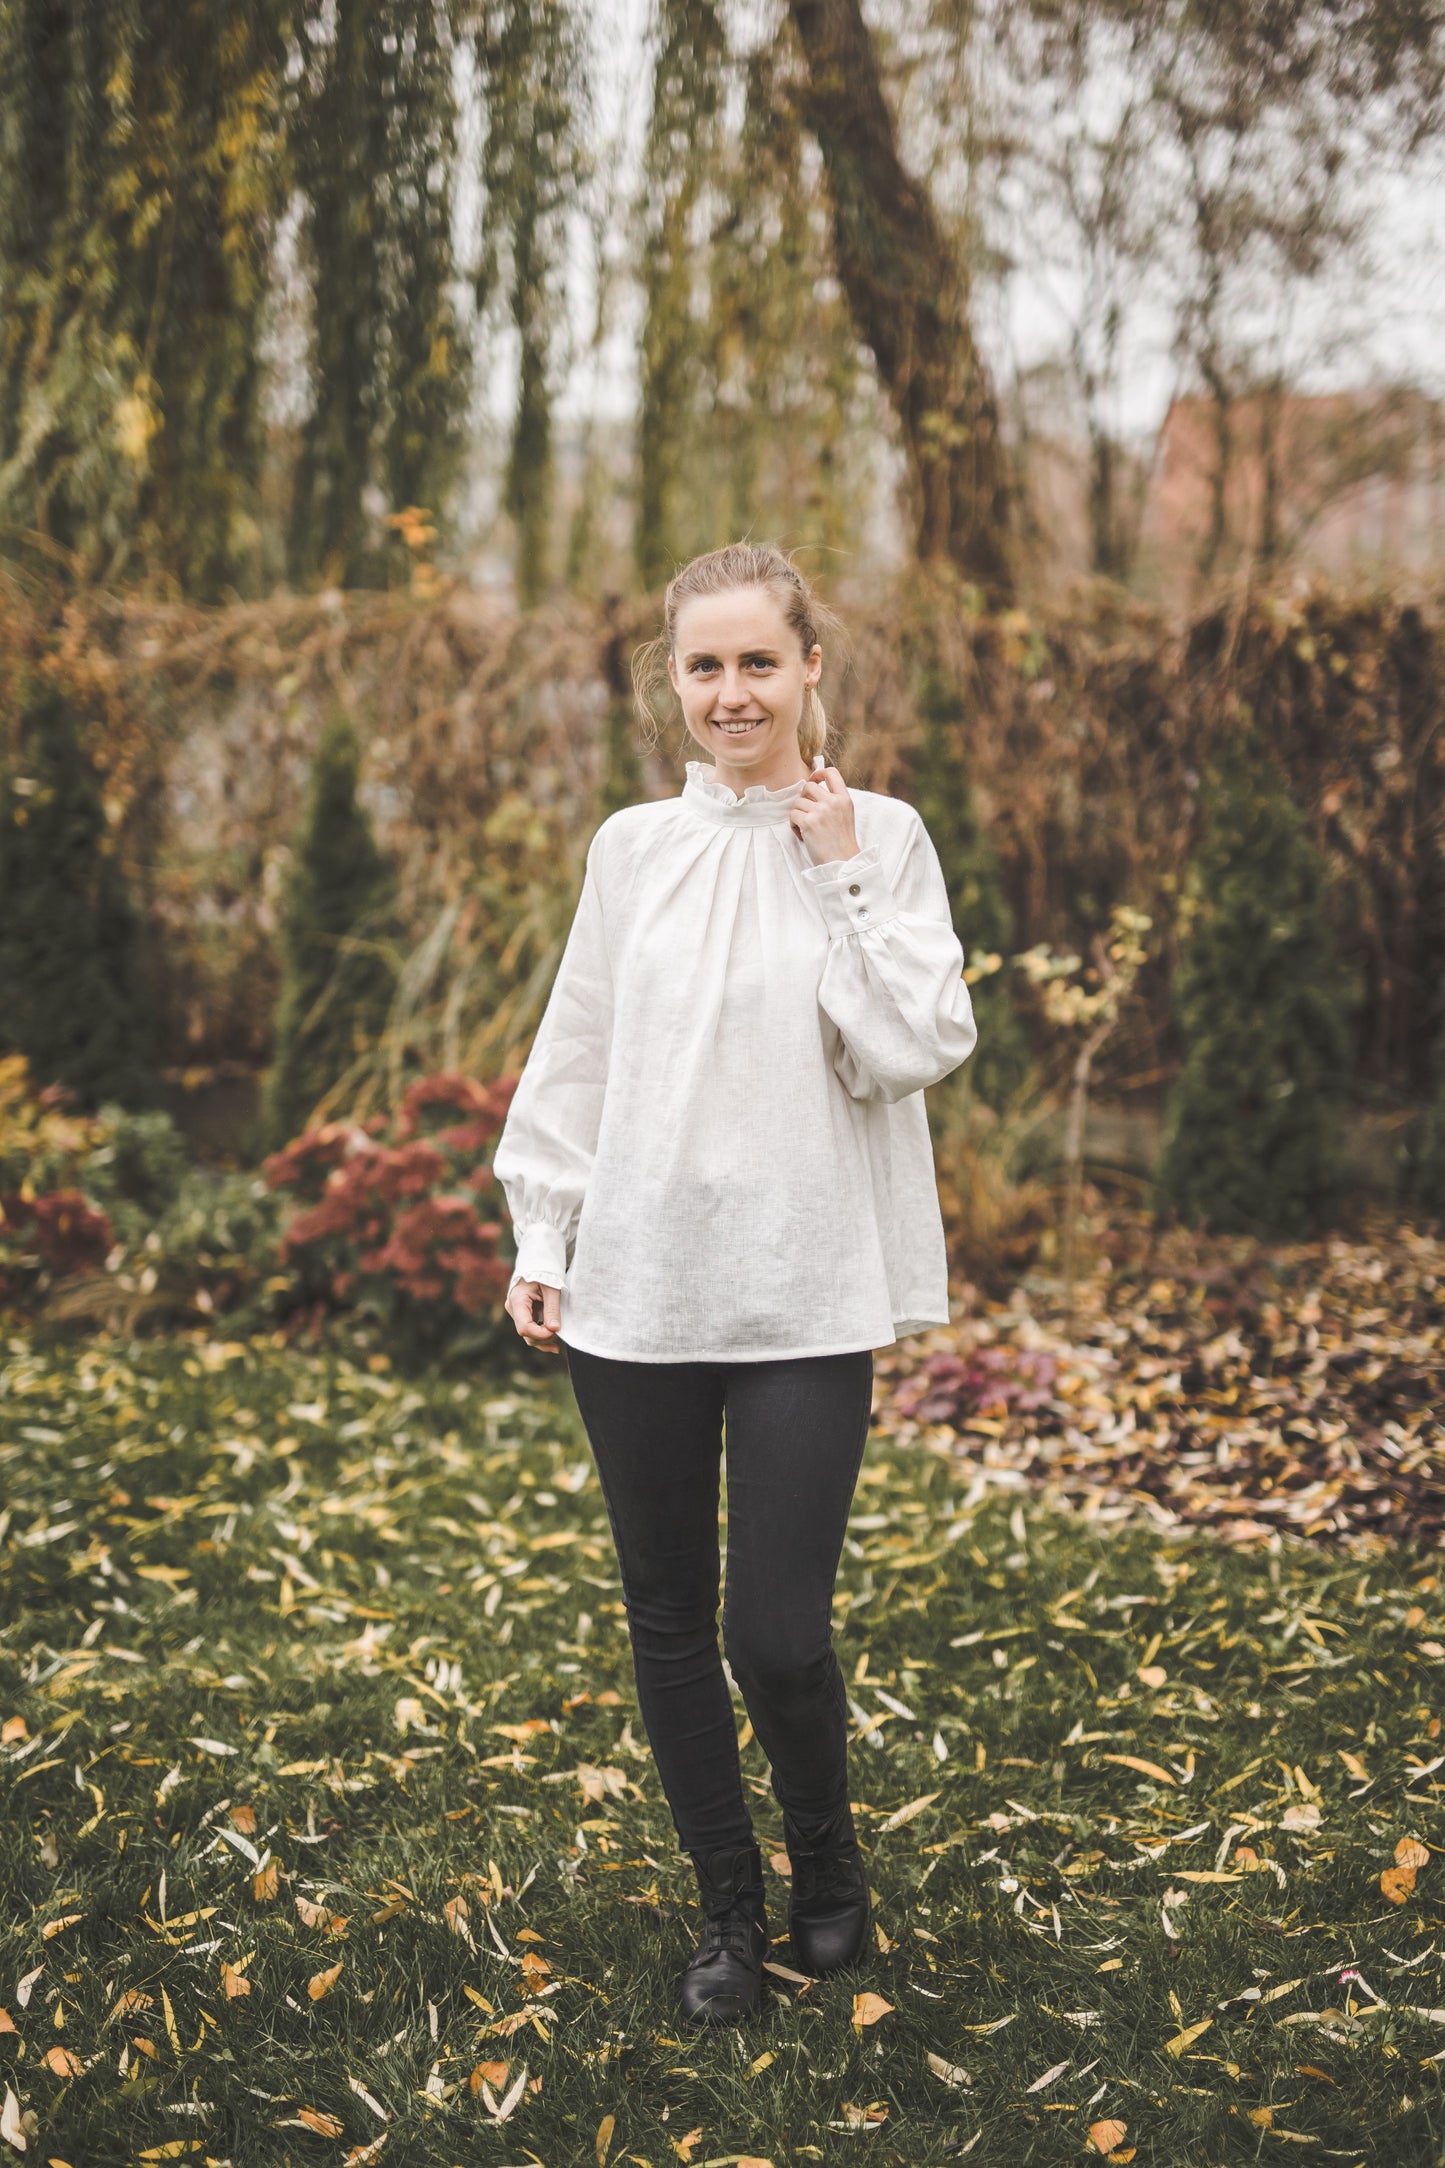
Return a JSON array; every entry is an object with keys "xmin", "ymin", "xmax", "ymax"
[{"xmin": 538, "ymin": 0, "xmax": 1445, "ymax": 445}]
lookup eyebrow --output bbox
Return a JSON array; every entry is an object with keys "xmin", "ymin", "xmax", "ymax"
[{"xmin": 681, "ymin": 646, "xmax": 782, "ymax": 664}]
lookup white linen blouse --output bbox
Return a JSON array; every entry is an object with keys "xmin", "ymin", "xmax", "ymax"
[{"xmin": 492, "ymin": 759, "xmax": 978, "ymax": 1362}]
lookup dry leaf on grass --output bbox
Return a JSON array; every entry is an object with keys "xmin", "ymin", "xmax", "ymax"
[
  {"xmin": 1088, "ymin": 2121, "xmax": 1128, "ymax": 2154},
  {"xmin": 295, "ymin": 2108, "xmax": 344, "ymax": 2137},
  {"xmin": 837, "ymin": 2102, "xmax": 889, "ymax": 2128},
  {"xmin": 1100, "ymin": 1754, "xmax": 1175, "ymax": 1786},
  {"xmin": 295, "ymin": 1894, "xmax": 348, "ymax": 1935},
  {"xmin": 1396, "ymin": 1836, "xmax": 1430, "ymax": 1870},
  {"xmin": 1, "ymin": 2088, "xmax": 26, "ymax": 2154},
  {"xmin": 1165, "ymin": 2018, "xmax": 1212, "ymax": 2055},
  {"xmin": 308, "ymin": 1960, "xmax": 344, "ymax": 2002},
  {"xmin": 852, "ymin": 1991, "xmax": 894, "ymax": 2030},
  {"xmin": 877, "ymin": 1790, "xmax": 941, "ymax": 1832},
  {"xmin": 597, "ymin": 2110, "xmax": 616, "ymax": 2166},
  {"xmin": 42, "ymin": 2047, "xmax": 82, "ymax": 2077}
]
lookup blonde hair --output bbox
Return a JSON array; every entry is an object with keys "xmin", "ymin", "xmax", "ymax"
[{"xmin": 631, "ymin": 542, "xmax": 844, "ymax": 766}]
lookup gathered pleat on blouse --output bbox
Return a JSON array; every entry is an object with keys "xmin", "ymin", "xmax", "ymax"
[{"xmin": 491, "ymin": 760, "xmax": 978, "ymax": 1362}]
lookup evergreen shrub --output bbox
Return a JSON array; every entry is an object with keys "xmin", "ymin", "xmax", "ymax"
[
  {"xmin": 262, "ymin": 713, "xmax": 400, "ymax": 1149},
  {"xmin": 908, "ymin": 660, "xmax": 1032, "ymax": 1110},
  {"xmin": 1155, "ymin": 725, "xmax": 1359, "ymax": 1236},
  {"xmin": 0, "ymin": 675, "xmax": 159, "ymax": 1110}
]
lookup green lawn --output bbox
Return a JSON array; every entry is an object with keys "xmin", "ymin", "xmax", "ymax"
[{"xmin": 1, "ymin": 1331, "xmax": 1443, "ymax": 2167}]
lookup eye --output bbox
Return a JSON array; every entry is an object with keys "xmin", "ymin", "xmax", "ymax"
[
  {"xmin": 744, "ymin": 654, "xmax": 777, "ymax": 671},
  {"xmin": 687, "ymin": 658, "xmax": 719, "ymax": 674}
]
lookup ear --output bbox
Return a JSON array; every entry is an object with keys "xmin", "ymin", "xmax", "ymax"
[
  {"xmin": 666, "ymin": 652, "xmax": 680, "ymax": 698},
  {"xmin": 804, "ymin": 642, "xmax": 822, "ymax": 690}
]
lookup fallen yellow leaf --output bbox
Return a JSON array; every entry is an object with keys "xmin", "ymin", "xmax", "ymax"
[
  {"xmin": 852, "ymin": 1991, "xmax": 895, "ymax": 2030},
  {"xmin": 671, "ymin": 2126, "xmax": 703, "ymax": 2162},
  {"xmin": 1137, "ymin": 1666, "xmax": 1167, "ymax": 1690},
  {"xmin": 1164, "ymin": 2017, "xmax": 1212, "ymax": 2056},
  {"xmin": 295, "ymin": 1895, "xmax": 348, "ymax": 1935},
  {"xmin": 877, "ymin": 1790, "xmax": 941, "ymax": 1833},
  {"xmin": 307, "ymin": 1960, "xmax": 344, "ymax": 2002},
  {"xmin": 43, "ymin": 2046, "xmax": 82, "ymax": 2076},
  {"xmin": 1396, "ymin": 1836, "xmax": 1430, "ymax": 1872},
  {"xmin": 1381, "ymin": 1864, "xmax": 1416, "ymax": 1905},
  {"xmin": 1101, "ymin": 1754, "xmax": 1176, "ymax": 1786},
  {"xmin": 839, "ymin": 2101, "xmax": 889, "ymax": 2127},
  {"xmin": 597, "ymin": 2110, "xmax": 616, "ymax": 2166},
  {"xmin": 296, "ymin": 2108, "xmax": 345, "ymax": 2137},
  {"xmin": 1088, "ymin": 2119, "xmax": 1127, "ymax": 2154}
]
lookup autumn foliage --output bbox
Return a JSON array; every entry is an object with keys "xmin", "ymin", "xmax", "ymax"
[{"xmin": 263, "ymin": 1072, "xmax": 519, "ymax": 1361}]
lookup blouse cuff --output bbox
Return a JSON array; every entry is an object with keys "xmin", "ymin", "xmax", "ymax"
[
  {"xmin": 798, "ymin": 844, "xmax": 902, "ymax": 939},
  {"xmin": 511, "ymin": 1223, "xmax": 569, "ymax": 1289}
]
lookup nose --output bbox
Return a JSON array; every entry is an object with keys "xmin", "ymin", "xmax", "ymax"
[{"xmin": 716, "ymin": 667, "xmax": 752, "ymax": 709}]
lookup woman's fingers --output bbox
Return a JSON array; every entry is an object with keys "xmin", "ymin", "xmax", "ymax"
[{"xmin": 507, "ymin": 1276, "xmax": 562, "ymax": 1348}]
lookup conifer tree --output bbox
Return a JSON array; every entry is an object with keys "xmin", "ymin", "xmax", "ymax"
[
  {"xmin": 263, "ymin": 714, "xmax": 400, "ymax": 1149},
  {"xmin": 907, "ymin": 661, "xmax": 1031, "ymax": 1109},
  {"xmin": 1155, "ymin": 726, "xmax": 1358, "ymax": 1235},
  {"xmin": 0, "ymin": 675, "xmax": 159, "ymax": 1110}
]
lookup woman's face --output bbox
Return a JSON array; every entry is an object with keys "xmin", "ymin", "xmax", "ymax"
[{"xmin": 667, "ymin": 585, "xmax": 822, "ymax": 789}]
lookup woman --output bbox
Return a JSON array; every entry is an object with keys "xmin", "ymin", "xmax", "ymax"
[{"xmin": 493, "ymin": 542, "xmax": 978, "ymax": 2029}]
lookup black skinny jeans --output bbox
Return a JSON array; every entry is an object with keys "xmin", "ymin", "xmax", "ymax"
[{"xmin": 561, "ymin": 1339, "xmax": 874, "ymax": 1859}]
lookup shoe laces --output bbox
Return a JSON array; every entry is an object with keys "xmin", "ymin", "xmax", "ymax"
[
  {"xmin": 791, "ymin": 1845, "xmax": 866, "ymax": 1906},
  {"xmin": 696, "ymin": 1902, "xmax": 762, "ymax": 1964}
]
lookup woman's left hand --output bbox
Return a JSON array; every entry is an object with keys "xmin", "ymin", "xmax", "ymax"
[{"xmin": 790, "ymin": 764, "xmax": 862, "ymax": 867}]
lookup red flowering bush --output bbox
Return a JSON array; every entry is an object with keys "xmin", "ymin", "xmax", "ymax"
[
  {"xmin": 0, "ymin": 1187, "xmax": 115, "ymax": 1304},
  {"xmin": 263, "ymin": 1072, "xmax": 520, "ymax": 1363}
]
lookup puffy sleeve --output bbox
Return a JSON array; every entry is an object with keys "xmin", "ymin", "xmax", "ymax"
[
  {"xmin": 799, "ymin": 807, "xmax": 978, "ymax": 1104},
  {"xmin": 492, "ymin": 827, "xmax": 614, "ymax": 1293}
]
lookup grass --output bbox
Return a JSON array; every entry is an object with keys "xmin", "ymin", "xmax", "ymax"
[{"xmin": 1, "ymin": 1329, "xmax": 1443, "ymax": 2168}]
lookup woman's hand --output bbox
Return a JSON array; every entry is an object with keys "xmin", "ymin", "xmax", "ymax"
[
  {"xmin": 505, "ymin": 1276, "xmax": 562, "ymax": 1351},
  {"xmin": 790, "ymin": 763, "xmax": 862, "ymax": 867}
]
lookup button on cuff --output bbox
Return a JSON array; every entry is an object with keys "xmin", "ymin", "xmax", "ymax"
[{"xmin": 799, "ymin": 846, "xmax": 901, "ymax": 938}]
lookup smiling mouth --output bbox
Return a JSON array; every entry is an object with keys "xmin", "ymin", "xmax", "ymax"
[{"xmin": 713, "ymin": 718, "xmax": 766, "ymax": 735}]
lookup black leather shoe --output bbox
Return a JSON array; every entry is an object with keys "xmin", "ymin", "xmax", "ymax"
[
  {"xmin": 679, "ymin": 1839, "xmax": 769, "ymax": 2028},
  {"xmin": 783, "ymin": 1800, "xmax": 872, "ymax": 1974}
]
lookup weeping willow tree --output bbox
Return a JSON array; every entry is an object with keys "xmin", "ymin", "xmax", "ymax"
[
  {"xmin": 635, "ymin": 0, "xmax": 727, "ymax": 591},
  {"xmin": 469, "ymin": 0, "xmax": 589, "ymax": 607},
  {"xmin": 0, "ymin": 0, "xmax": 293, "ymax": 600},
  {"xmin": 285, "ymin": 0, "xmax": 475, "ymax": 591},
  {"xmin": 635, "ymin": 4, "xmax": 883, "ymax": 588}
]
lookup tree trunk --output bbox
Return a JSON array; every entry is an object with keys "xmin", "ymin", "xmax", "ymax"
[{"xmin": 787, "ymin": 0, "xmax": 1012, "ymax": 602}]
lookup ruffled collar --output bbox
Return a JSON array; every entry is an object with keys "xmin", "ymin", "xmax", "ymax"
[{"xmin": 681, "ymin": 759, "xmax": 808, "ymax": 827}]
